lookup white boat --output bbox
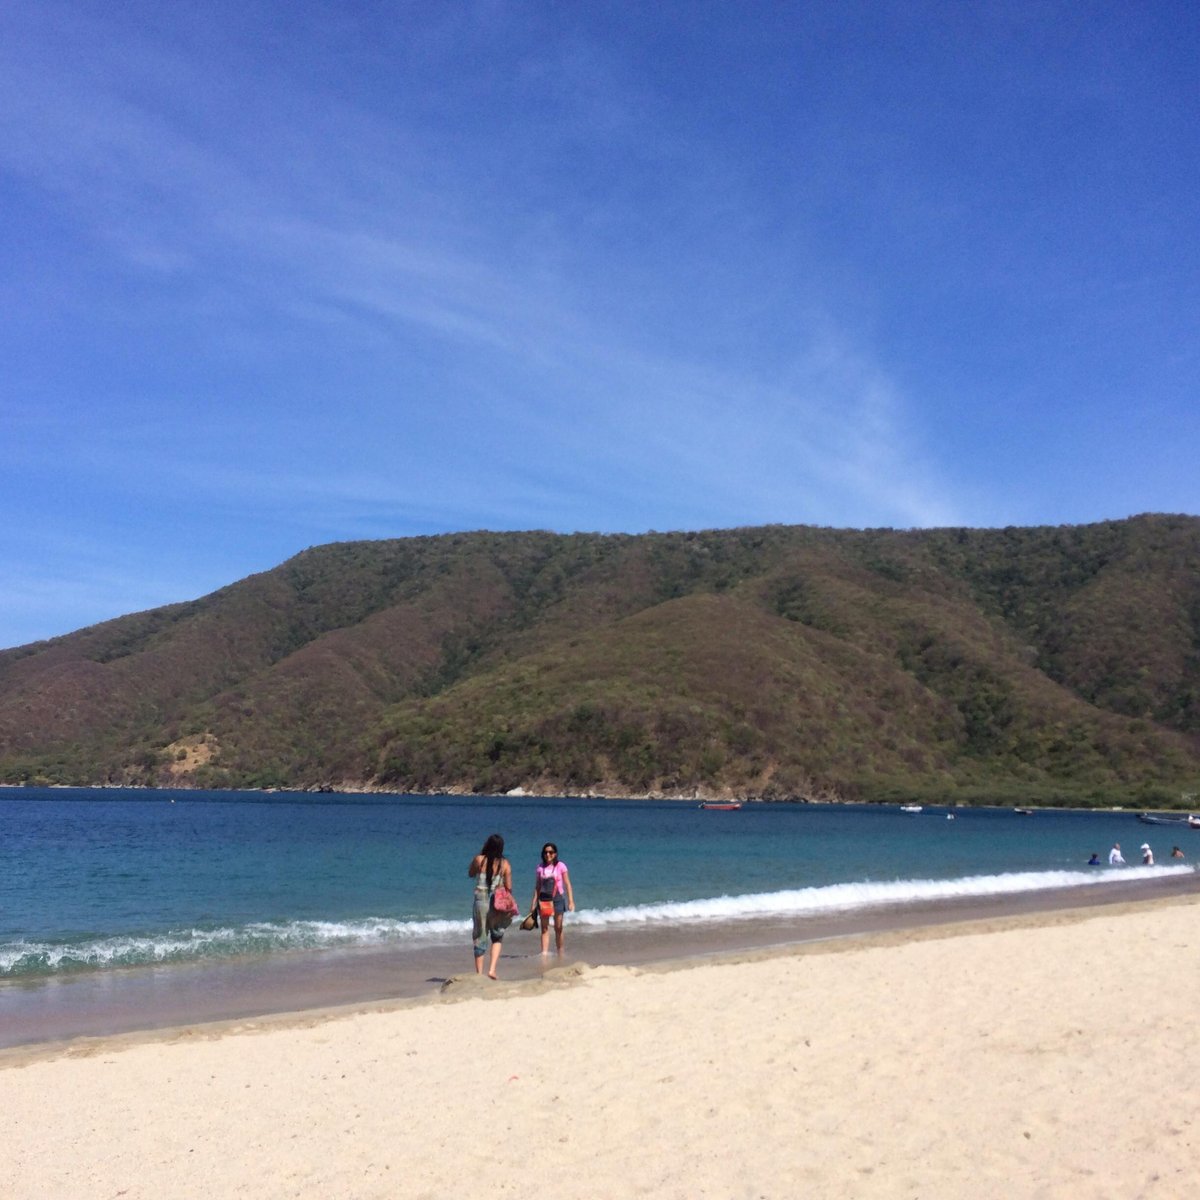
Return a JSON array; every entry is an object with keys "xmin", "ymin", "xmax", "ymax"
[
  {"xmin": 900, "ymin": 804, "xmax": 923, "ymax": 814},
  {"xmin": 1137, "ymin": 813, "xmax": 1200, "ymax": 828}
]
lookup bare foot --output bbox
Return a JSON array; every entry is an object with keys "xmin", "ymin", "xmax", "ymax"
[{"xmin": 487, "ymin": 972, "xmax": 498, "ymax": 980}]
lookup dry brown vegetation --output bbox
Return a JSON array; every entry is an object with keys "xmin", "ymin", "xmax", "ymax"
[{"xmin": 2, "ymin": 517, "xmax": 1199, "ymax": 804}]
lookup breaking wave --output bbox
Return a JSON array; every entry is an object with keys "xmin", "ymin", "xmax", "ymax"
[
  {"xmin": 3, "ymin": 865, "xmax": 1189, "ymax": 978},
  {"xmin": 0, "ymin": 916, "xmax": 466, "ymax": 978},
  {"xmin": 573, "ymin": 865, "xmax": 1192, "ymax": 926}
]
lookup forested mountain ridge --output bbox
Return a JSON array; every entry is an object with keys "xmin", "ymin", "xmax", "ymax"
[{"xmin": 3, "ymin": 515, "xmax": 1199, "ymax": 805}]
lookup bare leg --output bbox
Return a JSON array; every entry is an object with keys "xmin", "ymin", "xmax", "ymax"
[
  {"xmin": 474, "ymin": 954, "xmax": 484, "ymax": 975},
  {"xmin": 487, "ymin": 940, "xmax": 502, "ymax": 979},
  {"xmin": 554, "ymin": 912, "xmax": 565, "ymax": 955},
  {"xmin": 540, "ymin": 915, "xmax": 551, "ymax": 955}
]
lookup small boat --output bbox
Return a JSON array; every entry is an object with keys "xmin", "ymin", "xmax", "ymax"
[
  {"xmin": 899, "ymin": 804, "xmax": 923, "ymax": 814},
  {"xmin": 1137, "ymin": 812, "xmax": 1200, "ymax": 827},
  {"xmin": 698, "ymin": 801, "xmax": 742, "ymax": 811},
  {"xmin": 1014, "ymin": 807, "xmax": 1034, "ymax": 815}
]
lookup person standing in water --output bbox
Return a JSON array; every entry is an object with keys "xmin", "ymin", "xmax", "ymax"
[
  {"xmin": 1108, "ymin": 843, "xmax": 1125, "ymax": 865},
  {"xmin": 531, "ymin": 842, "xmax": 575, "ymax": 956},
  {"xmin": 469, "ymin": 833, "xmax": 514, "ymax": 979}
]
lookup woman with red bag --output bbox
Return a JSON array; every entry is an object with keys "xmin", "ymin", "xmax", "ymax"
[
  {"xmin": 531, "ymin": 842, "xmax": 575, "ymax": 956},
  {"xmin": 468, "ymin": 833, "xmax": 515, "ymax": 979}
]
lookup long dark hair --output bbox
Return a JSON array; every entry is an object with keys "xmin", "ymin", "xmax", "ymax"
[{"xmin": 481, "ymin": 833, "xmax": 505, "ymax": 888}]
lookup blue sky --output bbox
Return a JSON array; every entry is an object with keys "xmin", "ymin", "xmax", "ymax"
[{"xmin": 2, "ymin": 1, "xmax": 1198, "ymax": 649}]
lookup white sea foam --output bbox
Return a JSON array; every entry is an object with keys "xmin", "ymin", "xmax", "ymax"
[
  {"xmin": 571, "ymin": 865, "xmax": 1195, "ymax": 927},
  {"xmin": 1, "ymin": 866, "xmax": 1190, "ymax": 976},
  {"xmin": 0, "ymin": 916, "xmax": 469, "ymax": 976}
]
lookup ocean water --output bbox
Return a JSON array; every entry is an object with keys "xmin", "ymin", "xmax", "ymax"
[{"xmin": 2, "ymin": 787, "xmax": 1193, "ymax": 981}]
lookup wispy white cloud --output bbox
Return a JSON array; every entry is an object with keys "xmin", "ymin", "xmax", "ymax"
[
  {"xmin": 0, "ymin": 525, "xmax": 231, "ymax": 650},
  {"xmin": 0, "ymin": 2, "xmax": 976, "ymax": 645}
]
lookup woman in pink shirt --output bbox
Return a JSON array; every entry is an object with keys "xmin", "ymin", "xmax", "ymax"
[{"xmin": 531, "ymin": 842, "xmax": 575, "ymax": 956}]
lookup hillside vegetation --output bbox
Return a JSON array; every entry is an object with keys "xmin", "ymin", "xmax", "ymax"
[{"xmin": 2, "ymin": 516, "xmax": 1199, "ymax": 805}]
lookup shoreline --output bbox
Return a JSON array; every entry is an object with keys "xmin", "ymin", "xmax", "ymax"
[
  {"xmin": 7, "ymin": 782, "xmax": 1191, "ymax": 813},
  {"xmin": 5, "ymin": 890, "xmax": 1200, "ymax": 1198},
  {"xmin": 5, "ymin": 869, "xmax": 1198, "ymax": 1060}
]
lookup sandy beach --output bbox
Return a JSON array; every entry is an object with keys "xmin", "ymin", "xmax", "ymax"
[{"xmin": 3, "ymin": 894, "xmax": 1198, "ymax": 1199}]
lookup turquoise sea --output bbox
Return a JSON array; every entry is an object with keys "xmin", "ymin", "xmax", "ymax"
[{"xmin": 2, "ymin": 786, "xmax": 1194, "ymax": 981}]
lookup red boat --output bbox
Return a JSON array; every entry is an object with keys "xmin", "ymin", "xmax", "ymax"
[{"xmin": 698, "ymin": 801, "xmax": 742, "ymax": 811}]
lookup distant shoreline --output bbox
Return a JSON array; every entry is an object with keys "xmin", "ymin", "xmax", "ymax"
[{"xmin": 0, "ymin": 781, "xmax": 1174, "ymax": 815}]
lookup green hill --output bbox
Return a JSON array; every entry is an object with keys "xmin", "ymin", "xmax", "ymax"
[{"xmin": 3, "ymin": 516, "xmax": 1199, "ymax": 805}]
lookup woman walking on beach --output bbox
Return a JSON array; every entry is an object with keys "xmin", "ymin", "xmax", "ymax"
[
  {"xmin": 531, "ymin": 842, "xmax": 575, "ymax": 956},
  {"xmin": 469, "ymin": 834, "xmax": 514, "ymax": 979}
]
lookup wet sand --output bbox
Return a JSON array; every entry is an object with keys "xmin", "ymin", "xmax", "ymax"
[{"xmin": 4, "ymin": 870, "xmax": 1198, "ymax": 1050}]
